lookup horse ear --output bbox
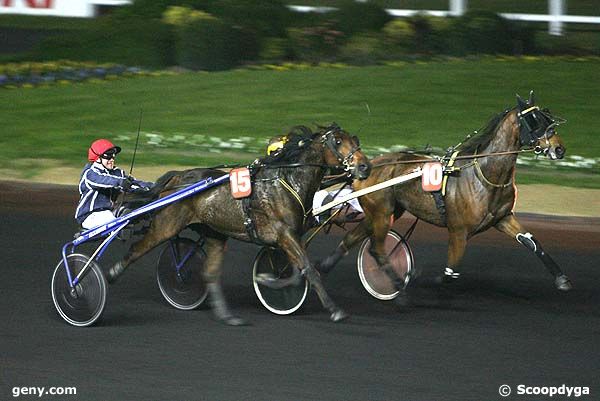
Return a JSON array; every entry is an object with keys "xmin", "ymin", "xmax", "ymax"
[
  {"xmin": 528, "ymin": 90, "xmax": 535, "ymax": 105},
  {"xmin": 516, "ymin": 93, "xmax": 527, "ymax": 109}
]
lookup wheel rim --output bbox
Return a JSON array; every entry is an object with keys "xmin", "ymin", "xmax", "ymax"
[
  {"xmin": 357, "ymin": 230, "xmax": 413, "ymax": 300},
  {"xmin": 253, "ymin": 247, "xmax": 308, "ymax": 315},
  {"xmin": 51, "ymin": 254, "xmax": 107, "ymax": 327},
  {"xmin": 157, "ymin": 238, "xmax": 208, "ymax": 310}
]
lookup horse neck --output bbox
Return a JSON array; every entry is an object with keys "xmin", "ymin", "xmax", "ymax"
[
  {"xmin": 476, "ymin": 110, "xmax": 521, "ymax": 185},
  {"xmin": 281, "ymin": 142, "xmax": 327, "ymax": 202}
]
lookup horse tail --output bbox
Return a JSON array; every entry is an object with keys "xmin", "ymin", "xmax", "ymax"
[
  {"xmin": 122, "ymin": 170, "xmax": 183, "ymax": 209},
  {"xmin": 148, "ymin": 170, "xmax": 184, "ymax": 197}
]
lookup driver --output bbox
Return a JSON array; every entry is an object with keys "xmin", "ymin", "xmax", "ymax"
[{"xmin": 75, "ymin": 139, "xmax": 153, "ymax": 229}]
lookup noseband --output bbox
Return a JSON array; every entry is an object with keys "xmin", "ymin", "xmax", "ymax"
[{"xmin": 320, "ymin": 126, "xmax": 362, "ymax": 174}]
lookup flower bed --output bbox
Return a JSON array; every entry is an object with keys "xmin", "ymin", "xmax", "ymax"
[{"xmin": 0, "ymin": 61, "xmax": 149, "ymax": 88}]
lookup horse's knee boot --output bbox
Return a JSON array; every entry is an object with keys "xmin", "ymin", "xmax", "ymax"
[
  {"xmin": 107, "ymin": 261, "xmax": 125, "ymax": 283},
  {"xmin": 517, "ymin": 232, "xmax": 564, "ymax": 279},
  {"xmin": 555, "ymin": 274, "xmax": 572, "ymax": 291}
]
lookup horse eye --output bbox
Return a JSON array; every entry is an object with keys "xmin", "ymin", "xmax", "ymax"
[{"xmin": 335, "ymin": 138, "xmax": 342, "ymax": 146}]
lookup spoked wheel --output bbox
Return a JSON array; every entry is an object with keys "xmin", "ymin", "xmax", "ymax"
[
  {"xmin": 156, "ymin": 237, "xmax": 208, "ymax": 310},
  {"xmin": 357, "ymin": 229, "xmax": 414, "ymax": 300},
  {"xmin": 51, "ymin": 253, "xmax": 107, "ymax": 327},
  {"xmin": 252, "ymin": 247, "xmax": 308, "ymax": 315}
]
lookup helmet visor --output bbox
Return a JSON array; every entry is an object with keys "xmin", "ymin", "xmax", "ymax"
[{"xmin": 100, "ymin": 146, "xmax": 121, "ymax": 160}]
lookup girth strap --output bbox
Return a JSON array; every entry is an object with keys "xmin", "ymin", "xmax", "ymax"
[{"xmin": 431, "ymin": 191, "xmax": 447, "ymax": 226}]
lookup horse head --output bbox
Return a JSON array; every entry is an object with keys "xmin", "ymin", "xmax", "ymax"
[
  {"xmin": 517, "ymin": 91, "xmax": 566, "ymax": 160},
  {"xmin": 318, "ymin": 123, "xmax": 371, "ymax": 180}
]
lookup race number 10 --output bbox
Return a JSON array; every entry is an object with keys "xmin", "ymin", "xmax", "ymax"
[
  {"xmin": 230, "ymin": 167, "xmax": 252, "ymax": 199},
  {"xmin": 421, "ymin": 162, "xmax": 443, "ymax": 192}
]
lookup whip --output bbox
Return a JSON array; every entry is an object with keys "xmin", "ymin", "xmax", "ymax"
[{"xmin": 129, "ymin": 108, "xmax": 143, "ymax": 176}]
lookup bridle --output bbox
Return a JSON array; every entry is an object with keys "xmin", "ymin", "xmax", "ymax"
[
  {"xmin": 320, "ymin": 124, "xmax": 362, "ymax": 175},
  {"xmin": 517, "ymin": 105, "xmax": 565, "ymax": 155}
]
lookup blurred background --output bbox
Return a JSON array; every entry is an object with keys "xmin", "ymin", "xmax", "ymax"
[
  {"xmin": 3, "ymin": 0, "xmax": 599, "ymax": 69},
  {"xmin": 0, "ymin": 0, "xmax": 598, "ymax": 201}
]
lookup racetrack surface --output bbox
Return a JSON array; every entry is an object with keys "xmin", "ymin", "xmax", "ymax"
[{"xmin": 2, "ymin": 182, "xmax": 599, "ymax": 401}]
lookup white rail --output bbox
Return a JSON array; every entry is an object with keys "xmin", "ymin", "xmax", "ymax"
[{"xmin": 288, "ymin": 1, "xmax": 600, "ymax": 36}]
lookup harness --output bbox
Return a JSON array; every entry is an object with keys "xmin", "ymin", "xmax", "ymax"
[
  {"xmin": 240, "ymin": 126, "xmax": 361, "ymax": 245},
  {"xmin": 278, "ymin": 178, "xmax": 310, "ymax": 222},
  {"xmin": 423, "ymin": 104, "xmax": 563, "ymax": 224}
]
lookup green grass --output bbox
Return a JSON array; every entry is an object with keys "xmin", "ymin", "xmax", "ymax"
[{"xmin": 1, "ymin": 58, "xmax": 599, "ymax": 187}]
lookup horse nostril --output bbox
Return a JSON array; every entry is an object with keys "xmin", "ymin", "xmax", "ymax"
[
  {"xmin": 555, "ymin": 146, "xmax": 565, "ymax": 158},
  {"xmin": 357, "ymin": 163, "xmax": 371, "ymax": 179}
]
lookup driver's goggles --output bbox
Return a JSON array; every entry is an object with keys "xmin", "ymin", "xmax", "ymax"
[{"xmin": 101, "ymin": 152, "xmax": 117, "ymax": 160}]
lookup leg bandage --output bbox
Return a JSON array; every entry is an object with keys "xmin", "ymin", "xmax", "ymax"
[{"xmin": 444, "ymin": 267, "xmax": 460, "ymax": 279}]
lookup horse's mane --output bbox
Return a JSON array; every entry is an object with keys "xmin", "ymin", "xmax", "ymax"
[
  {"xmin": 459, "ymin": 108, "xmax": 513, "ymax": 154},
  {"xmin": 259, "ymin": 125, "xmax": 323, "ymax": 166}
]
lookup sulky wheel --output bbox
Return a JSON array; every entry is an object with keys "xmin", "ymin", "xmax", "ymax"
[
  {"xmin": 51, "ymin": 253, "xmax": 107, "ymax": 327},
  {"xmin": 252, "ymin": 247, "xmax": 308, "ymax": 315},
  {"xmin": 357, "ymin": 229, "xmax": 414, "ymax": 300},
  {"xmin": 156, "ymin": 237, "xmax": 208, "ymax": 310}
]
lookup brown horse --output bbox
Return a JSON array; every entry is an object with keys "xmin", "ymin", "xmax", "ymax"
[
  {"xmin": 317, "ymin": 93, "xmax": 572, "ymax": 301},
  {"xmin": 107, "ymin": 124, "xmax": 371, "ymax": 325}
]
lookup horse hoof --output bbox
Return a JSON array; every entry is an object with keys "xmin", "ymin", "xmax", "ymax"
[
  {"xmin": 330, "ymin": 309, "xmax": 349, "ymax": 322},
  {"xmin": 224, "ymin": 316, "xmax": 249, "ymax": 326},
  {"xmin": 255, "ymin": 273, "xmax": 300, "ymax": 289},
  {"xmin": 393, "ymin": 291, "xmax": 411, "ymax": 308},
  {"xmin": 213, "ymin": 312, "xmax": 249, "ymax": 326},
  {"xmin": 555, "ymin": 275, "xmax": 572, "ymax": 291}
]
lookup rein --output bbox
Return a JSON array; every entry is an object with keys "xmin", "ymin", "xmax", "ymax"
[{"xmin": 370, "ymin": 148, "xmax": 536, "ymax": 168}]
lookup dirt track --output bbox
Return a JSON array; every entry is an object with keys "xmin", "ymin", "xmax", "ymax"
[{"xmin": 1, "ymin": 181, "xmax": 599, "ymax": 400}]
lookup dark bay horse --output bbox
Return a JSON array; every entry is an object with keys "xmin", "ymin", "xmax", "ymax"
[
  {"xmin": 318, "ymin": 93, "xmax": 572, "ymax": 300},
  {"xmin": 108, "ymin": 124, "xmax": 371, "ymax": 325}
]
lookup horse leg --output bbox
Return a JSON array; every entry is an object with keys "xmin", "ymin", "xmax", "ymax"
[
  {"xmin": 495, "ymin": 214, "xmax": 572, "ymax": 291},
  {"xmin": 366, "ymin": 213, "xmax": 412, "ymax": 305},
  {"xmin": 107, "ymin": 209, "xmax": 188, "ymax": 283},
  {"xmin": 410, "ymin": 229, "xmax": 467, "ymax": 289},
  {"xmin": 279, "ymin": 230, "xmax": 348, "ymax": 322},
  {"xmin": 203, "ymin": 235, "xmax": 247, "ymax": 326},
  {"xmin": 441, "ymin": 229, "xmax": 467, "ymax": 283},
  {"xmin": 316, "ymin": 219, "xmax": 372, "ymax": 274}
]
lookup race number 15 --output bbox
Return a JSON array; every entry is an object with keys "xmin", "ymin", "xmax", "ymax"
[
  {"xmin": 421, "ymin": 162, "xmax": 443, "ymax": 192},
  {"xmin": 230, "ymin": 167, "xmax": 252, "ymax": 199}
]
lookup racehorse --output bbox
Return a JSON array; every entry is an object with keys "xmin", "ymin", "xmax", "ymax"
[
  {"xmin": 317, "ymin": 92, "xmax": 572, "ymax": 301},
  {"xmin": 107, "ymin": 124, "xmax": 371, "ymax": 325}
]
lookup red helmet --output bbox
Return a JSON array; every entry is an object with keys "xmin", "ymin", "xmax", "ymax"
[{"xmin": 88, "ymin": 139, "xmax": 121, "ymax": 162}]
